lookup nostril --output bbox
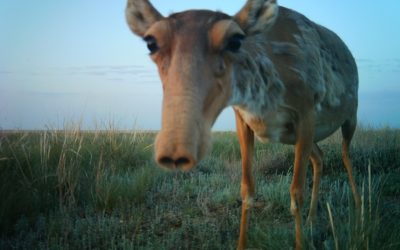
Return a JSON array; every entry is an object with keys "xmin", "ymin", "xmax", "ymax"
[
  {"xmin": 159, "ymin": 157, "xmax": 175, "ymax": 167},
  {"xmin": 157, "ymin": 155, "xmax": 195, "ymax": 170},
  {"xmin": 175, "ymin": 157, "xmax": 190, "ymax": 168}
]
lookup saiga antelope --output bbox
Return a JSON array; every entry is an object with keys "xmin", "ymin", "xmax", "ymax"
[{"xmin": 125, "ymin": 0, "xmax": 360, "ymax": 249}]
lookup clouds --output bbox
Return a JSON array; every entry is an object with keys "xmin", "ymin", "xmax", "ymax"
[
  {"xmin": 65, "ymin": 65, "xmax": 151, "ymax": 76},
  {"xmin": 2, "ymin": 59, "xmax": 400, "ymax": 129},
  {"xmin": 356, "ymin": 58, "xmax": 400, "ymax": 73},
  {"xmin": 358, "ymin": 90, "xmax": 400, "ymax": 127},
  {"xmin": 62, "ymin": 65, "xmax": 160, "ymax": 84},
  {"xmin": 0, "ymin": 68, "xmax": 164, "ymax": 130},
  {"xmin": 0, "ymin": 70, "xmax": 12, "ymax": 75},
  {"xmin": 0, "ymin": 64, "xmax": 160, "ymax": 85},
  {"xmin": 356, "ymin": 58, "xmax": 400, "ymax": 126}
]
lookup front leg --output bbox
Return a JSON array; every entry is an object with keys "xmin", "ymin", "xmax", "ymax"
[
  {"xmin": 290, "ymin": 113, "xmax": 314, "ymax": 250},
  {"xmin": 235, "ymin": 110, "xmax": 255, "ymax": 250}
]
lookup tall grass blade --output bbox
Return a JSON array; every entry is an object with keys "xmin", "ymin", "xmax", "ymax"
[{"xmin": 327, "ymin": 202, "xmax": 339, "ymax": 250}]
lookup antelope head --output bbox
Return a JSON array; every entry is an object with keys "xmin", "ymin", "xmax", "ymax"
[{"xmin": 126, "ymin": 0, "xmax": 279, "ymax": 170}]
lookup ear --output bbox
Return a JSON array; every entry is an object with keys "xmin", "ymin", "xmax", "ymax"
[
  {"xmin": 234, "ymin": 0, "xmax": 279, "ymax": 35},
  {"xmin": 126, "ymin": 0, "xmax": 164, "ymax": 37}
]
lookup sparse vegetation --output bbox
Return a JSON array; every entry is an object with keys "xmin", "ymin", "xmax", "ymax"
[{"xmin": 0, "ymin": 126, "xmax": 399, "ymax": 249}]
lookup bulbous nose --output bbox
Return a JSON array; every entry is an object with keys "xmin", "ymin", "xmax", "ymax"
[
  {"xmin": 157, "ymin": 155, "xmax": 195, "ymax": 170},
  {"xmin": 156, "ymin": 147, "xmax": 196, "ymax": 170},
  {"xmin": 154, "ymin": 131, "xmax": 198, "ymax": 170}
]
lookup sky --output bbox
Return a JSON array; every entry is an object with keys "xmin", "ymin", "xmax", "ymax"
[{"xmin": 0, "ymin": 0, "xmax": 399, "ymax": 130}]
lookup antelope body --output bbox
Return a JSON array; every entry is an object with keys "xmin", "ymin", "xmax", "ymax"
[{"xmin": 126, "ymin": 0, "xmax": 360, "ymax": 249}]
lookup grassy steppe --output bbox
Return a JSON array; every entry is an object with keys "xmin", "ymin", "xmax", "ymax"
[{"xmin": 0, "ymin": 126, "xmax": 399, "ymax": 249}]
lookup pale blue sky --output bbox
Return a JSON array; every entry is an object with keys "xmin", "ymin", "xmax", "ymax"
[{"xmin": 0, "ymin": 0, "xmax": 399, "ymax": 130}]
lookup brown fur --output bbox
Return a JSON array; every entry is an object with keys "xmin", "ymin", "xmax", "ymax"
[{"xmin": 126, "ymin": 1, "xmax": 360, "ymax": 249}]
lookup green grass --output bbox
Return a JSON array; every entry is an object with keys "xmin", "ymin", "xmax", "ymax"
[{"xmin": 0, "ymin": 126, "xmax": 399, "ymax": 249}]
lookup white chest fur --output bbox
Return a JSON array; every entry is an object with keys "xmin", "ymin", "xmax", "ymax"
[{"xmin": 234, "ymin": 106, "xmax": 292, "ymax": 143}]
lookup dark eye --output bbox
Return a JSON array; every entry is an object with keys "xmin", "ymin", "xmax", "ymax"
[
  {"xmin": 226, "ymin": 34, "xmax": 245, "ymax": 53},
  {"xmin": 144, "ymin": 35, "xmax": 159, "ymax": 54}
]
